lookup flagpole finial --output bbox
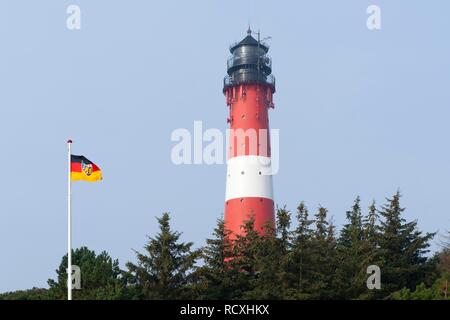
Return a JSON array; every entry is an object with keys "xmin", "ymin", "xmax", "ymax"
[{"xmin": 67, "ymin": 139, "xmax": 72, "ymax": 144}]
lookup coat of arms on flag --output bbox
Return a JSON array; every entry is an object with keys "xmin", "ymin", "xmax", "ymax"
[{"xmin": 71, "ymin": 155, "xmax": 102, "ymax": 182}]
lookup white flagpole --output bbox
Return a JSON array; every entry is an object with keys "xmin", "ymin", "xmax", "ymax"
[{"xmin": 67, "ymin": 139, "xmax": 72, "ymax": 300}]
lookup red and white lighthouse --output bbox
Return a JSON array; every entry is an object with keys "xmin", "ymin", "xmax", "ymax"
[{"xmin": 223, "ymin": 29, "xmax": 276, "ymax": 237}]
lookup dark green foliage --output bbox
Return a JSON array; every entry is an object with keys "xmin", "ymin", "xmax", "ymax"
[
  {"xmin": 194, "ymin": 219, "xmax": 239, "ymax": 299},
  {"xmin": 125, "ymin": 212, "xmax": 200, "ymax": 299},
  {"xmin": 1, "ymin": 193, "xmax": 444, "ymax": 300},
  {"xmin": 307, "ymin": 206, "xmax": 338, "ymax": 299},
  {"xmin": 276, "ymin": 206, "xmax": 291, "ymax": 254},
  {"xmin": 376, "ymin": 192, "xmax": 435, "ymax": 297},
  {"xmin": 335, "ymin": 197, "xmax": 379, "ymax": 299},
  {"xmin": 239, "ymin": 215, "xmax": 288, "ymax": 299},
  {"xmin": 47, "ymin": 246, "xmax": 127, "ymax": 300},
  {"xmin": 391, "ymin": 273, "xmax": 450, "ymax": 300},
  {"xmin": 285, "ymin": 203, "xmax": 315, "ymax": 298},
  {"xmin": 0, "ymin": 288, "xmax": 51, "ymax": 300}
]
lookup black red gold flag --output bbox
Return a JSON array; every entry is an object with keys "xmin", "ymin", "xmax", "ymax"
[{"xmin": 70, "ymin": 155, "xmax": 102, "ymax": 182}]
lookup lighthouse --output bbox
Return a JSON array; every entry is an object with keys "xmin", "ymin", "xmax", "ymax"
[{"xmin": 223, "ymin": 29, "xmax": 276, "ymax": 237}]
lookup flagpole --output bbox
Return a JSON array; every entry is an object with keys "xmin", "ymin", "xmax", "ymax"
[{"xmin": 67, "ymin": 139, "xmax": 72, "ymax": 300}]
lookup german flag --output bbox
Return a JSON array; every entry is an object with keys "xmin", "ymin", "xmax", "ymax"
[{"xmin": 71, "ymin": 155, "xmax": 103, "ymax": 182}]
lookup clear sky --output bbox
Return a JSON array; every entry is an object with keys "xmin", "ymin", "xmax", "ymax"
[{"xmin": 1, "ymin": 0, "xmax": 449, "ymax": 292}]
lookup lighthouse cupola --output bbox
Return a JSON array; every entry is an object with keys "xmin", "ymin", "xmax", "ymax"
[{"xmin": 224, "ymin": 29, "xmax": 275, "ymax": 93}]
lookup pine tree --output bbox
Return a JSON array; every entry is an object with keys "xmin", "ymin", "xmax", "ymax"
[
  {"xmin": 231, "ymin": 216, "xmax": 265, "ymax": 296},
  {"xmin": 244, "ymin": 234, "xmax": 282, "ymax": 298},
  {"xmin": 231, "ymin": 216, "xmax": 260, "ymax": 276},
  {"xmin": 377, "ymin": 192, "xmax": 435, "ymax": 297},
  {"xmin": 335, "ymin": 197, "xmax": 373, "ymax": 299},
  {"xmin": 276, "ymin": 206, "xmax": 291, "ymax": 254},
  {"xmin": 47, "ymin": 247, "xmax": 126, "ymax": 300},
  {"xmin": 195, "ymin": 219, "xmax": 237, "ymax": 299},
  {"xmin": 357, "ymin": 200, "xmax": 383, "ymax": 299},
  {"xmin": 251, "ymin": 209, "xmax": 294, "ymax": 299},
  {"xmin": 125, "ymin": 212, "xmax": 199, "ymax": 299},
  {"xmin": 308, "ymin": 206, "xmax": 337, "ymax": 299},
  {"xmin": 273, "ymin": 207, "xmax": 293, "ymax": 298},
  {"xmin": 339, "ymin": 197, "xmax": 363, "ymax": 248},
  {"xmin": 206, "ymin": 214, "xmax": 284, "ymax": 299},
  {"xmin": 285, "ymin": 203, "xmax": 315, "ymax": 298},
  {"xmin": 363, "ymin": 200, "xmax": 379, "ymax": 244}
]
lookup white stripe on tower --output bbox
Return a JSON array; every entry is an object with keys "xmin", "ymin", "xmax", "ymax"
[{"xmin": 225, "ymin": 155, "xmax": 273, "ymax": 201}]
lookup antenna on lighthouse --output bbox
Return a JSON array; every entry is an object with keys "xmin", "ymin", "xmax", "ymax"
[{"xmin": 246, "ymin": 28, "xmax": 272, "ymax": 75}]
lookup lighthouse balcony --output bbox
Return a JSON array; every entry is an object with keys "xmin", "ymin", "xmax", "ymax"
[
  {"xmin": 227, "ymin": 55, "xmax": 272, "ymax": 73},
  {"xmin": 227, "ymin": 55, "xmax": 272, "ymax": 70},
  {"xmin": 223, "ymin": 74, "xmax": 275, "ymax": 92}
]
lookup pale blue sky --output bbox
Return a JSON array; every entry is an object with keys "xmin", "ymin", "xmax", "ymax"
[{"xmin": 1, "ymin": 1, "xmax": 449, "ymax": 292}]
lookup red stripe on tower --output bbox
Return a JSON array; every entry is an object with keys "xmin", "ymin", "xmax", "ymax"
[{"xmin": 223, "ymin": 28, "xmax": 276, "ymax": 239}]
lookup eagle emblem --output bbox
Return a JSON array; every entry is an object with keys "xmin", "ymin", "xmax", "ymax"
[{"xmin": 82, "ymin": 161, "xmax": 93, "ymax": 176}]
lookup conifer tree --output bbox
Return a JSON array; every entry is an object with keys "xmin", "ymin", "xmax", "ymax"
[
  {"xmin": 335, "ymin": 197, "xmax": 372, "ymax": 299},
  {"xmin": 376, "ymin": 192, "xmax": 435, "ymax": 297},
  {"xmin": 273, "ymin": 207, "xmax": 293, "ymax": 298},
  {"xmin": 309, "ymin": 206, "xmax": 337, "ymax": 299},
  {"xmin": 276, "ymin": 206, "xmax": 291, "ymax": 254},
  {"xmin": 286, "ymin": 203, "xmax": 315, "ymax": 298},
  {"xmin": 339, "ymin": 197, "xmax": 363, "ymax": 247},
  {"xmin": 245, "ymin": 210, "xmax": 292, "ymax": 299},
  {"xmin": 224, "ymin": 215, "xmax": 286, "ymax": 299},
  {"xmin": 196, "ymin": 219, "xmax": 237, "ymax": 299},
  {"xmin": 363, "ymin": 200, "xmax": 379, "ymax": 244},
  {"xmin": 125, "ymin": 212, "xmax": 199, "ymax": 299},
  {"xmin": 47, "ymin": 247, "xmax": 126, "ymax": 300},
  {"xmin": 231, "ymin": 216, "xmax": 260, "ymax": 276}
]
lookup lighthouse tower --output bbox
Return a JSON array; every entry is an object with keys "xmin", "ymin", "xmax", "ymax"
[{"xmin": 223, "ymin": 29, "xmax": 276, "ymax": 237}]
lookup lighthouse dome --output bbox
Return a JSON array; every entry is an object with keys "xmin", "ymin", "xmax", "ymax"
[
  {"xmin": 230, "ymin": 34, "xmax": 269, "ymax": 54},
  {"xmin": 224, "ymin": 29, "xmax": 275, "ymax": 92}
]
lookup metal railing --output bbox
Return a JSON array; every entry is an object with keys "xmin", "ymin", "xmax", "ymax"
[
  {"xmin": 223, "ymin": 74, "xmax": 276, "ymax": 88},
  {"xmin": 227, "ymin": 55, "xmax": 272, "ymax": 71}
]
